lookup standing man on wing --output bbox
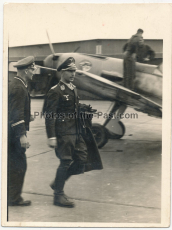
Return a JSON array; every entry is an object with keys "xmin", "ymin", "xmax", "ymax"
[
  {"xmin": 8, "ymin": 56, "xmax": 36, "ymax": 206},
  {"xmin": 123, "ymin": 28, "xmax": 144, "ymax": 90},
  {"xmin": 44, "ymin": 56, "xmax": 103, "ymax": 208}
]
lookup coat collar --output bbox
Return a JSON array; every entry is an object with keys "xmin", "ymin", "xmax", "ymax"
[
  {"xmin": 73, "ymin": 85, "xmax": 77, "ymax": 97},
  {"xmin": 14, "ymin": 76, "xmax": 27, "ymax": 88},
  {"xmin": 60, "ymin": 80, "xmax": 76, "ymax": 91}
]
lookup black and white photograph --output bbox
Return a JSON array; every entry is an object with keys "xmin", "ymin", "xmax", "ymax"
[{"xmin": 2, "ymin": 3, "xmax": 171, "ymax": 227}]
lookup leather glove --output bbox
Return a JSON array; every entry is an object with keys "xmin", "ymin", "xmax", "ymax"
[{"xmin": 48, "ymin": 138, "xmax": 57, "ymax": 148}]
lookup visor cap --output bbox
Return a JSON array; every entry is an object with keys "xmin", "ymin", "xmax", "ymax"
[
  {"xmin": 57, "ymin": 57, "xmax": 77, "ymax": 72},
  {"xmin": 13, "ymin": 56, "xmax": 35, "ymax": 69}
]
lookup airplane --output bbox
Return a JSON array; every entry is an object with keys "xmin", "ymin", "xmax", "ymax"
[{"xmin": 8, "ymin": 37, "xmax": 162, "ymax": 148}]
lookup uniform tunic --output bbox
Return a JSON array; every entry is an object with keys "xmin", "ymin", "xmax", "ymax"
[
  {"xmin": 44, "ymin": 81, "xmax": 103, "ymax": 180},
  {"xmin": 8, "ymin": 77, "xmax": 31, "ymax": 203},
  {"xmin": 44, "ymin": 81, "xmax": 87, "ymax": 163}
]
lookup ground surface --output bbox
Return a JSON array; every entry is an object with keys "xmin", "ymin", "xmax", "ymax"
[{"xmin": 8, "ymin": 99, "xmax": 162, "ymax": 224}]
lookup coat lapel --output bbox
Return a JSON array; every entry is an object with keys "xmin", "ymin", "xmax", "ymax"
[{"xmin": 73, "ymin": 87, "xmax": 78, "ymax": 101}]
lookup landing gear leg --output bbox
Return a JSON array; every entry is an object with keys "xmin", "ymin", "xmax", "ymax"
[
  {"xmin": 92, "ymin": 102, "xmax": 127, "ymax": 148},
  {"xmin": 103, "ymin": 102, "xmax": 127, "ymax": 139}
]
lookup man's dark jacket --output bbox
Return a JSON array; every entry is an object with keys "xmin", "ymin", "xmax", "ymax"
[
  {"xmin": 8, "ymin": 76, "xmax": 31, "ymax": 203},
  {"xmin": 126, "ymin": 34, "xmax": 143, "ymax": 55},
  {"xmin": 43, "ymin": 81, "xmax": 103, "ymax": 172},
  {"xmin": 123, "ymin": 43, "xmax": 155, "ymax": 62},
  {"xmin": 8, "ymin": 77, "xmax": 30, "ymax": 138}
]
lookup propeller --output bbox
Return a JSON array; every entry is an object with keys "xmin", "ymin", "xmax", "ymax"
[
  {"xmin": 46, "ymin": 30, "xmax": 58, "ymax": 60},
  {"xmin": 74, "ymin": 46, "xmax": 80, "ymax": 53},
  {"xmin": 35, "ymin": 65, "xmax": 57, "ymax": 72}
]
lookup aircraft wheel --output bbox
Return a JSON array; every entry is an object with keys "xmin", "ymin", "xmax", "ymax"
[
  {"xmin": 116, "ymin": 121, "xmax": 125, "ymax": 139},
  {"xmin": 107, "ymin": 121, "xmax": 125, "ymax": 139},
  {"xmin": 91, "ymin": 123, "xmax": 108, "ymax": 148}
]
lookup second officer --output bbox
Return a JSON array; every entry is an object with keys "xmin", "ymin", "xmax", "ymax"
[{"xmin": 44, "ymin": 56, "xmax": 103, "ymax": 208}]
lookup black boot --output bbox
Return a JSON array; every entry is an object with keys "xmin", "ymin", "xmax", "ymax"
[
  {"xmin": 50, "ymin": 180, "xmax": 72, "ymax": 200},
  {"xmin": 65, "ymin": 161, "xmax": 85, "ymax": 181},
  {"xmin": 8, "ymin": 196, "xmax": 31, "ymax": 206},
  {"xmin": 54, "ymin": 194, "xmax": 75, "ymax": 208},
  {"xmin": 53, "ymin": 161, "xmax": 75, "ymax": 208}
]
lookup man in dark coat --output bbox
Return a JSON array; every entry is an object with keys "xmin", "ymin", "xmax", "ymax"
[
  {"xmin": 8, "ymin": 56, "xmax": 36, "ymax": 206},
  {"xmin": 44, "ymin": 57, "xmax": 103, "ymax": 208},
  {"xmin": 123, "ymin": 28, "xmax": 144, "ymax": 90},
  {"xmin": 136, "ymin": 44, "xmax": 155, "ymax": 63},
  {"xmin": 123, "ymin": 42, "xmax": 155, "ymax": 63}
]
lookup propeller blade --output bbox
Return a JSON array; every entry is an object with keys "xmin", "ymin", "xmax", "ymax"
[
  {"xmin": 36, "ymin": 65, "xmax": 57, "ymax": 72},
  {"xmin": 46, "ymin": 30, "xmax": 56, "ymax": 55},
  {"xmin": 74, "ymin": 46, "xmax": 80, "ymax": 53}
]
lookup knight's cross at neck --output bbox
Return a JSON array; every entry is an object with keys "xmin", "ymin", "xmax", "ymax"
[{"xmin": 60, "ymin": 81, "xmax": 75, "ymax": 90}]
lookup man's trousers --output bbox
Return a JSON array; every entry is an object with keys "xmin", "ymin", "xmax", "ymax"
[
  {"xmin": 54, "ymin": 134, "xmax": 87, "ymax": 194},
  {"xmin": 8, "ymin": 134, "xmax": 27, "ymax": 204},
  {"xmin": 123, "ymin": 54, "xmax": 135, "ymax": 90}
]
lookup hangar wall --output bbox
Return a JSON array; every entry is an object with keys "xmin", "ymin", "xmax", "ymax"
[
  {"xmin": 8, "ymin": 38, "xmax": 163, "ymax": 100},
  {"xmin": 9, "ymin": 39, "xmax": 163, "ymax": 58}
]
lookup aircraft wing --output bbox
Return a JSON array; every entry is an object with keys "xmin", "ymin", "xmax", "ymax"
[
  {"xmin": 75, "ymin": 70, "xmax": 162, "ymax": 118},
  {"xmin": 9, "ymin": 56, "xmax": 47, "ymax": 62},
  {"xmin": 101, "ymin": 70, "xmax": 123, "ymax": 82}
]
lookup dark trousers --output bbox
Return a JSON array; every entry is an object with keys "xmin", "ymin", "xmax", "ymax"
[
  {"xmin": 123, "ymin": 53, "xmax": 135, "ymax": 90},
  {"xmin": 8, "ymin": 134, "xmax": 27, "ymax": 204},
  {"xmin": 54, "ymin": 134, "xmax": 87, "ymax": 194}
]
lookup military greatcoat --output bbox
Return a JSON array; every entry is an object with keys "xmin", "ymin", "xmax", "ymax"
[{"xmin": 44, "ymin": 81, "xmax": 103, "ymax": 173}]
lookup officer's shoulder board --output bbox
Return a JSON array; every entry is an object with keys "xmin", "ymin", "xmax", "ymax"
[{"xmin": 50, "ymin": 84, "xmax": 58, "ymax": 90}]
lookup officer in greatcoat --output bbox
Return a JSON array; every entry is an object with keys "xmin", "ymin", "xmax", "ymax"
[
  {"xmin": 123, "ymin": 28, "xmax": 144, "ymax": 90},
  {"xmin": 44, "ymin": 57, "xmax": 103, "ymax": 208},
  {"xmin": 8, "ymin": 56, "xmax": 36, "ymax": 206}
]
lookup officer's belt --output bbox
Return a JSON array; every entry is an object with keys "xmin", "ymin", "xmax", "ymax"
[
  {"xmin": 59, "ymin": 112, "xmax": 77, "ymax": 116},
  {"xmin": 55, "ymin": 113, "xmax": 77, "ymax": 120}
]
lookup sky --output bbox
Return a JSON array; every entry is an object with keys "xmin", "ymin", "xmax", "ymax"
[{"xmin": 3, "ymin": 3, "xmax": 172, "ymax": 47}]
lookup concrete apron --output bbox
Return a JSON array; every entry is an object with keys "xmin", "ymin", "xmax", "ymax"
[{"xmin": 8, "ymin": 99, "xmax": 161, "ymax": 223}]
